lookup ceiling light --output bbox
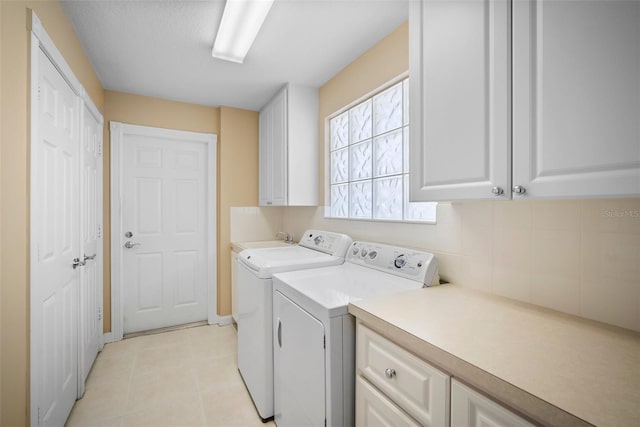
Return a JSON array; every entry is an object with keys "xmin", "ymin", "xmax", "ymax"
[{"xmin": 212, "ymin": 0, "xmax": 275, "ymax": 64}]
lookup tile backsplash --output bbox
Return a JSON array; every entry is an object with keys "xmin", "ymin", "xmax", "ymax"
[
  {"xmin": 277, "ymin": 198, "xmax": 640, "ymax": 332},
  {"xmin": 230, "ymin": 206, "xmax": 284, "ymax": 243}
]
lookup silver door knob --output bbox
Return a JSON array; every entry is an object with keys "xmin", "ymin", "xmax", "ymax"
[
  {"xmin": 72, "ymin": 257, "xmax": 86, "ymax": 269},
  {"xmin": 385, "ymin": 368, "xmax": 396, "ymax": 379},
  {"xmin": 124, "ymin": 241, "xmax": 140, "ymax": 249},
  {"xmin": 512, "ymin": 185, "xmax": 526, "ymax": 195},
  {"xmin": 125, "ymin": 231, "xmax": 133, "ymax": 238},
  {"xmin": 491, "ymin": 187, "xmax": 504, "ymax": 196}
]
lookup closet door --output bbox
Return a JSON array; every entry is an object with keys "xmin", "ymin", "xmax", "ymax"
[
  {"xmin": 31, "ymin": 47, "xmax": 80, "ymax": 427},
  {"xmin": 78, "ymin": 102, "xmax": 103, "ymax": 395},
  {"xmin": 512, "ymin": 0, "xmax": 640, "ymax": 198}
]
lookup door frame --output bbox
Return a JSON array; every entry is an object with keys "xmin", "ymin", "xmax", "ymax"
[{"xmin": 109, "ymin": 122, "xmax": 218, "ymax": 341}]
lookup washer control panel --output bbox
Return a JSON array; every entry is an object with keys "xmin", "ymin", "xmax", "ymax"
[
  {"xmin": 298, "ymin": 229, "xmax": 353, "ymax": 256},
  {"xmin": 347, "ymin": 241, "xmax": 438, "ymax": 286}
]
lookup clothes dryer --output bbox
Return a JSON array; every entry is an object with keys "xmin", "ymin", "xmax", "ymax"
[{"xmin": 272, "ymin": 241, "xmax": 438, "ymax": 427}]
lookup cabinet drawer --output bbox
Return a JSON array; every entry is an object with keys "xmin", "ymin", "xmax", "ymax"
[
  {"xmin": 356, "ymin": 376, "xmax": 421, "ymax": 427},
  {"xmin": 357, "ymin": 324, "xmax": 450, "ymax": 427}
]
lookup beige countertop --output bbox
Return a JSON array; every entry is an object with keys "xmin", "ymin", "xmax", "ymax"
[
  {"xmin": 230, "ymin": 239, "xmax": 292, "ymax": 253},
  {"xmin": 349, "ymin": 285, "xmax": 640, "ymax": 427}
]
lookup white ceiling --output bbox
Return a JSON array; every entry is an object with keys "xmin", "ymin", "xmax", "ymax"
[{"xmin": 61, "ymin": 0, "xmax": 409, "ymax": 111}]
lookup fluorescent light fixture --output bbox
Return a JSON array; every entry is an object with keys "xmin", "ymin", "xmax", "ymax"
[{"xmin": 212, "ymin": 0, "xmax": 275, "ymax": 63}]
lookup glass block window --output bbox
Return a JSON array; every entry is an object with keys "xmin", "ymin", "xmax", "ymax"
[{"xmin": 328, "ymin": 78, "xmax": 437, "ymax": 222}]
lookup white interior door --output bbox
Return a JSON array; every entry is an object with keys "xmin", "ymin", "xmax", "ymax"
[
  {"xmin": 78, "ymin": 102, "xmax": 103, "ymax": 394},
  {"xmin": 118, "ymin": 125, "xmax": 212, "ymax": 334},
  {"xmin": 31, "ymin": 47, "xmax": 80, "ymax": 427}
]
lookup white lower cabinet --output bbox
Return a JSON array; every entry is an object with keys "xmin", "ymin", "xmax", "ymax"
[
  {"xmin": 356, "ymin": 376, "xmax": 421, "ymax": 427},
  {"xmin": 356, "ymin": 323, "xmax": 534, "ymax": 427},
  {"xmin": 451, "ymin": 380, "xmax": 534, "ymax": 427},
  {"xmin": 356, "ymin": 324, "xmax": 449, "ymax": 427}
]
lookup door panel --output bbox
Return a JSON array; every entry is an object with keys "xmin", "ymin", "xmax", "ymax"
[
  {"xmin": 274, "ymin": 290, "xmax": 325, "ymax": 427},
  {"xmin": 33, "ymin": 48, "xmax": 79, "ymax": 427},
  {"xmin": 79, "ymin": 102, "xmax": 103, "ymax": 392},
  {"xmin": 122, "ymin": 132, "xmax": 209, "ymax": 333},
  {"xmin": 409, "ymin": 0, "xmax": 511, "ymax": 201},
  {"xmin": 513, "ymin": 0, "xmax": 640, "ymax": 198}
]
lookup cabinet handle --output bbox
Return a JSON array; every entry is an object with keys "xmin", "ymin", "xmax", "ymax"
[
  {"xmin": 266, "ymin": 201, "xmax": 273, "ymax": 205},
  {"xmin": 512, "ymin": 185, "xmax": 527, "ymax": 195},
  {"xmin": 491, "ymin": 187, "xmax": 504, "ymax": 196},
  {"xmin": 277, "ymin": 319, "xmax": 282, "ymax": 348},
  {"xmin": 384, "ymin": 368, "xmax": 396, "ymax": 379}
]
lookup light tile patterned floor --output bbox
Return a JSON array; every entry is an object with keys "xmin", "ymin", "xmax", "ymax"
[{"xmin": 65, "ymin": 325, "xmax": 275, "ymax": 427}]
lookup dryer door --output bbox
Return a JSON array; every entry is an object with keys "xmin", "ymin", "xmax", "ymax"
[{"xmin": 274, "ymin": 290, "xmax": 326, "ymax": 427}]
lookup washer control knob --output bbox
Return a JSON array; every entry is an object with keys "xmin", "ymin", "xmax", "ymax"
[
  {"xmin": 352, "ymin": 247, "xmax": 359, "ymax": 256},
  {"xmin": 361, "ymin": 249, "xmax": 368, "ymax": 257},
  {"xmin": 369, "ymin": 251, "xmax": 377, "ymax": 259},
  {"xmin": 394, "ymin": 254, "xmax": 407, "ymax": 269},
  {"xmin": 314, "ymin": 235, "xmax": 324, "ymax": 246}
]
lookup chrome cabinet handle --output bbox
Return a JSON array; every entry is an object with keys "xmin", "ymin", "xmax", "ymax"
[
  {"xmin": 491, "ymin": 186, "xmax": 504, "ymax": 196},
  {"xmin": 84, "ymin": 253, "xmax": 97, "ymax": 261},
  {"xmin": 385, "ymin": 368, "xmax": 396, "ymax": 379},
  {"xmin": 124, "ymin": 241, "xmax": 140, "ymax": 249},
  {"xmin": 72, "ymin": 257, "xmax": 86, "ymax": 269}
]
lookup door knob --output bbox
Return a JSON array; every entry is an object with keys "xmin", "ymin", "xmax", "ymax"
[
  {"xmin": 72, "ymin": 257, "xmax": 86, "ymax": 269},
  {"xmin": 125, "ymin": 231, "xmax": 133, "ymax": 238},
  {"xmin": 124, "ymin": 241, "xmax": 140, "ymax": 249}
]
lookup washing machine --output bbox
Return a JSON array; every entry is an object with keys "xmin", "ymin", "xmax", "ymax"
[
  {"xmin": 272, "ymin": 241, "xmax": 438, "ymax": 427},
  {"xmin": 237, "ymin": 229, "xmax": 352, "ymax": 420}
]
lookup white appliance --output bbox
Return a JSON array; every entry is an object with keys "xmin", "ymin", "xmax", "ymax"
[
  {"xmin": 272, "ymin": 241, "xmax": 438, "ymax": 427},
  {"xmin": 237, "ymin": 229, "xmax": 353, "ymax": 420}
]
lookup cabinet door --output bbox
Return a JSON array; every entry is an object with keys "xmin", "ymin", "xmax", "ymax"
[
  {"xmin": 409, "ymin": 0, "xmax": 511, "ymax": 201},
  {"xmin": 259, "ymin": 104, "xmax": 273, "ymax": 205},
  {"xmin": 273, "ymin": 291, "xmax": 325, "ymax": 427},
  {"xmin": 271, "ymin": 89, "xmax": 288, "ymax": 205},
  {"xmin": 513, "ymin": 0, "xmax": 640, "ymax": 198},
  {"xmin": 451, "ymin": 380, "xmax": 535, "ymax": 427},
  {"xmin": 356, "ymin": 376, "xmax": 421, "ymax": 427}
]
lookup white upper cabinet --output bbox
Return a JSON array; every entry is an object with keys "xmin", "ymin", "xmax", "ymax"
[
  {"xmin": 410, "ymin": 0, "xmax": 640, "ymax": 202},
  {"xmin": 409, "ymin": 0, "xmax": 511, "ymax": 201},
  {"xmin": 512, "ymin": 0, "xmax": 640, "ymax": 199},
  {"xmin": 259, "ymin": 84, "xmax": 319, "ymax": 206}
]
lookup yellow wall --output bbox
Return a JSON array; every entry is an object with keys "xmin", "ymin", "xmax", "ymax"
[
  {"xmin": 318, "ymin": 22, "xmax": 408, "ymax": 201},
  {"xmin": 102, "ymin": 91, "xmax": 221, "ymax": 330},
  {"xmin": 0, "ymin": 1, "xmax": 103, "ymax": 424},
  {"xmin": 218, "ymin": 106, "xmax": 260, "ymax": 315}
]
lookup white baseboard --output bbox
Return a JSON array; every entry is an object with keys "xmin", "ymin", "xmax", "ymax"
[{"xmin": 217, "ymin": 315, "xmax": 233, "ymax": 326}]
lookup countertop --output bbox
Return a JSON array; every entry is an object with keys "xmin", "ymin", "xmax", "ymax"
[
  {"xmin": 348, "ymin": 285, "xmax": 640, "ymax": 427},
  {"xmin": 230, "ymin": 240, "xmax": 292, "ymax": 253}
]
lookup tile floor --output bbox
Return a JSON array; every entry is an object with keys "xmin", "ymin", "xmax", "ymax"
[{"xmin": 65, "ymin": 325, "xmax": 275, "ymax": 427}]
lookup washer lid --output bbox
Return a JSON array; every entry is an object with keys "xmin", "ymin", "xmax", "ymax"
[
  {"xmin": 239, "ymin": 245, "xmax": 344, "ymax": 279},
  {"xmin": 273, "ymin": 263, "xmax": 424, "ymax": 319}
]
